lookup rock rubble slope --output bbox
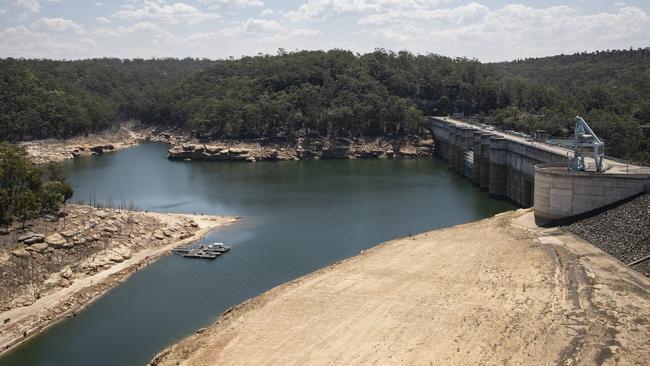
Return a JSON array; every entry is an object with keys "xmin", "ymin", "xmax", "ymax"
[{"xmin": 562, "ymin": 194, "xmax": 650, "ymax": 276}]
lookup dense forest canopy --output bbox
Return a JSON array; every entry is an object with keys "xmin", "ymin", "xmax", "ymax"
[
  {"xmin": 1, "ymin": 48, "xmax": 648, "ymax": 161},
  {"xmin": 0, "ymin": 58, "xmax": 213, "ymax": 140}
]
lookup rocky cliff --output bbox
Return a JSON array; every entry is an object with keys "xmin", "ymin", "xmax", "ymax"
[{"xmin": 167, "ymin": 136, "xmax": 434, "ymax": 162}]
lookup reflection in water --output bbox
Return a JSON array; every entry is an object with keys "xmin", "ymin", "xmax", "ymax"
[{"xmin": 0, "ymin": 142, "xmax": 514, "ymax": 366}]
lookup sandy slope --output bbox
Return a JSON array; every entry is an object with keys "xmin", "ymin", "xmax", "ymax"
[{"xmin": 152, "ymin": 209, "xmax": 649, "ymax": 366}]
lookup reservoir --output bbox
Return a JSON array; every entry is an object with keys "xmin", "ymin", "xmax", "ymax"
[{"xmin": 0, "ymin": 142, "xmax": 514, "ymax": 366}]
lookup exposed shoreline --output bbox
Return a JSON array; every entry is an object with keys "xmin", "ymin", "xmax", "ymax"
[
  {"xmin": 19, "ymin": 125, "xmax": 145, "ymax": 165},
  {"xmin": 18, "ymin": 124, "xmax": 435, "ymax": 165},
  {"xmin": 166, "ymin": 135, "xmax": 435, "ymax": 162},
  {"xmin": 151, "ymin": 209, "xmax": 650, "ymax": 366},
  {"xmin": 0, "ymin": 207, "xmax": 237, "ymax": 357}
]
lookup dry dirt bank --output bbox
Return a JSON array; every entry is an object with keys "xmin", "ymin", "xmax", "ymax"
[
  {"xmin": 18, "ymin": 123, "xmax": 188, "ymax": 165},
  {"xmin": 19, "ymin": 125, "xmax": 144, "ymax": 164},
  {"xmin": 20, "ymin": 124, "xmax": 436, "ymax": 165},
  {"xmin": 152, "ymin": 209, "xmax": 649, "ymax": 366},
  {"xmin": 0, "ymin": 205, "xmax": 237, "ymax": 355}
]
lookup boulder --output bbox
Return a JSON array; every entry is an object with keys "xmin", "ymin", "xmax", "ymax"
[
  {"xmin": 228, "ymin": 148, "xmax": 249, "ymax": 155},
  {"xmin": 167, "ymin": 149, "xmax": 195, "ymax": 160},
  {"xmin": 106, "ymin": 251, "xmax": 125, "ymax": 263},
  {"xmin": 162, "ymin": 229, "xmax": 173, "ymax": 237},
  {"xmin": 28, "ymin": 243, "xmax": 49, "ymax": 252},
  {"xmin": 398, "ymin": 146, "xmax": 418, "ymax": 157},
  {"xmin": 61, "ymin": 230, "xmax": 77, "ymax": 238},
  {"xmin": 193, "ymin": 152, "xmax": 212, "ymax": 161},
  {"xmin": 354, "ymin": 148, "xmax": 384, "ymax": 159},
  {"xmin": 417, "ymin": 146, "xmax": 432, "ymax": 156},
  {"xmin": 95, "ymin": 210, "xmax": 110, "ymax": 219},
  {"xmin": 74, "ymin": 237, "xmax": 87, "ymax": 246},
  {"xmin": 182, "ymin": 144, "xmax": 195, "ymax": 151},
  {"xmin": 230, "ymin": 154, "xmax": 251, "ymax": 162},
  {"xmin": 58, "ymin": 278, "xmax": 72, "ymax": 288},
  {"xmin": 103, "ymin": 225, "xmax": 119, "ymax": 234},
  {"xmin": 45, "ymin": 233, "xmax": 67, "ymax": 248},
  {"xmin": 214, "ymin": 150, "xmax": 230, "ymax": 161},
  {"xmin": 153, "ymin": 231, "xmax": 165, "ymax": 240},
  {"xmin": 204, "ymin": 145, "xmax": 225, "ymax": 154},
  {"xmin": 60, "ymin": 267, "xmax": 73, "ymax": 279},
  {"xmin": 24, "ymin": 235, "xmax": 44, "ymax": 245},
  {"xmin": 11, "ymin": 248, "xmax": 30, "ymax": 258},
  {"xmin": 113, "ymin": 246, "xmax": 132, "ymax": 260},
  {"xmin": 417, "ymin": 139, "xmax": 434, "ymax": 148},
  {"xmin": 18, "ymin": 232, "xmax": 36, "ymax": 242}
]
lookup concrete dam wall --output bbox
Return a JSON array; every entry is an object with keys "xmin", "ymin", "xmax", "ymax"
[{"xmin": 428, "ymin": 117, "xmax": 650, "ymax": 221}]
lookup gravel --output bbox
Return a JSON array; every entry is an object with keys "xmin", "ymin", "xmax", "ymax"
[{"xmin": 561, "ymin": 194, "xmax": 650, "ymax": 277}]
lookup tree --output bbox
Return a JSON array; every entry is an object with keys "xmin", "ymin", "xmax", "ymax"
[
  {"xmin": 15, "ymin": 191, "xmax": 39, "ymax": 228},
  {"xmin": 0, "ymin": 142, "xmax": 73, "ymax": 226},
  {"xmin": 41, "ymin": 181, "xmax": 73, "ymax": 213}
]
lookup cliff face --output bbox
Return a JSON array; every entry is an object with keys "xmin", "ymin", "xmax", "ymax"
[
  {"xmin": 167, "ymin": 136, "xmax": 435, "ymax": 162},
  {"xmin": 0, "ymin": 205, "xmax": 235, "ymax": 355}
]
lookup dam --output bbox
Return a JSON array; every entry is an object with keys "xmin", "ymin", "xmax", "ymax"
[{"xmin": 428, "ymin": 116, "xmax": 650, "ymax": 221}]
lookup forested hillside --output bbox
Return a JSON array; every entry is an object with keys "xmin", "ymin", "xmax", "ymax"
[
  {"xmin": 493, "ymin": 48, "xmax": 650, "ymax": 160},
  {"xmin": 0, "ymin": 58, "xmax": 213, "ymax": 140},
  {"xmin": 1, "ymin": 48, "xmax": 648, "ymax": 161}
]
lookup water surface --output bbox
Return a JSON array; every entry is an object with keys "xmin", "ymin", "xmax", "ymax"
[{"xmin": 0, "ymin": 142, "xmax": 513, "ymax": 366}]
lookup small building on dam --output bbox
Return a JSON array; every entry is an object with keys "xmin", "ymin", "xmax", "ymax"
[{"xmin": 427, "ymin": 116, "xmax": 650, "ymax": 222}]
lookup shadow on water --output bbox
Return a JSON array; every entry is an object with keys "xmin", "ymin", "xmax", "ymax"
[{"xmin": 0, "ymin": 142, "xmax": 514, "ymax": 366}]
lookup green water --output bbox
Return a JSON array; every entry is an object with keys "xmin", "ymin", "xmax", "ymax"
[{"xmin": 0, "ymin": 142, "xmax": 514, "ymax": 366}]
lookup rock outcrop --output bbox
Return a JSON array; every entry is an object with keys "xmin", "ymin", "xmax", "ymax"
[
  {"xmin": 45, "ymin": 233, "xmax": 68, "ymax": 248},
  {"xmin": 167, "ymin": 135, "xmax": 434, "ymax": 162}
]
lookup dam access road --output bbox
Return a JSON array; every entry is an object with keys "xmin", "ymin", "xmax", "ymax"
[{"xmin": 152, "ymin": 209, "xmax": 650, "ymax": 366}]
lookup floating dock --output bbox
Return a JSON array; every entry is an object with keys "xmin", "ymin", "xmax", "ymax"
[{"xmin": 173, "ymin": 243, "xmax": 230, "ymax": 259}]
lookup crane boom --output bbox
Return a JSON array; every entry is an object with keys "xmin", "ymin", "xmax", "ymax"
[{"xmin": 571, "ymin": 116, "xmax": 604, "ymax": 172}]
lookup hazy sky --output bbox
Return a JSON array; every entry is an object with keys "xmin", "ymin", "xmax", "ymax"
[{"xmin": 1, "ymin": 0, "xmax": 648, "ymax": 61}]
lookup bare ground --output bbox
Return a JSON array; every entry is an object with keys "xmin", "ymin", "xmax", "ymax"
[
  {"xmin": 151, "ymin": 209, "xmax": 649, "ymax": 366},
  {"xmin": 19, "ymin": 125, "xmax": 143, "ymax": 164},
  {"xmin": 0, "ymin": 205, "xmax": 237, "ymax": 355}
]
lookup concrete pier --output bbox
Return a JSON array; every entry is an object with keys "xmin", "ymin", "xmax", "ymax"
[
  {"xmin": 479, "ymin": 133, "xmax": 491, "ymax": 190},
  {"xmin": 448, "ymin": 126, "xmax": 457, "ymax": 171},
  {"xmin": 534, "ymin": 164, "xmax": 650, "ymax": 221},
  {"xmin": 488, "ymin": 137, "xmax": 508, "ymax": 197},
  {"xmin": 455, "ymin": 127, "xmax": 468, "ymax": 174},
  {"xmin": 472, "ymin": 131, "xmax": 482, "ymax": 185},
  {"xmin": 460, "ymin": 128, "xmax": 473, "ymax": 176},
  {"xmin": 429, "ymin": 116, "xmax": 650, "ymax": 221}
]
